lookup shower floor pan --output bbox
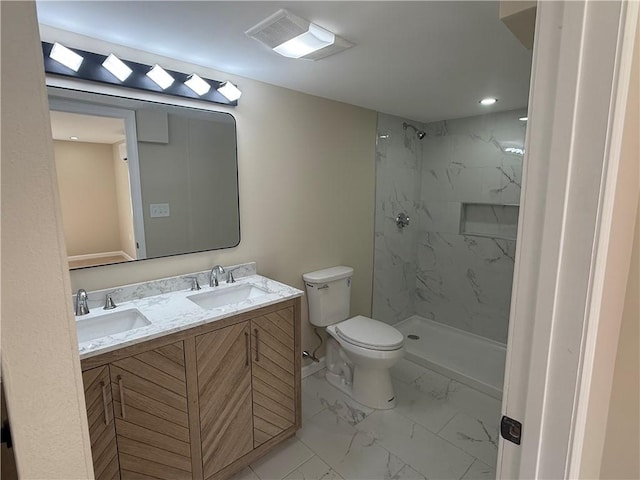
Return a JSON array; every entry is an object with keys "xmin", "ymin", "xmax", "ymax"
[{"xmin": 394, "ymin": 315, "xmax": 506, "ymax": 400}]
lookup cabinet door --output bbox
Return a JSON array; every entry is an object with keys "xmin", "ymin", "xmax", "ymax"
[
  {"xmin": 82, "ymin": 366, "xmax": 120, "ymax": 480},
  {"xmin": 110, "ymin": 342, "xmax": 193, "ymax": 480},
  {"xmin": 196, "ymin": 321, "xmax": 253, "ymax": 478},
  {"xmin": 251, "ymin": 307, "xmax": 296, "ymax": 447}
]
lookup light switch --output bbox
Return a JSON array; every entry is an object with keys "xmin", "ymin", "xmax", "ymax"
[{"xmin": 150, "ymin": 203, "xmax": 170, "ymax": 218}]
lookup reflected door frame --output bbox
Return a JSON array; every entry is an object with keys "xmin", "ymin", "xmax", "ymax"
[{"xmin": 49, "ymin": 97, "xmax": 148, "ymax": 261}]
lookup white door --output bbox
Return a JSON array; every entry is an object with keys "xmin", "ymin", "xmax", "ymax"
[{"xmin": 498, "ymin": 1, "xmax": 639, "ymax": 478}]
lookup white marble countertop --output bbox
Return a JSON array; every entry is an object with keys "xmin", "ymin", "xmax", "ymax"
[{"xmin": 76, "ymin": 267, "xmax": 303, "ymax": 360}]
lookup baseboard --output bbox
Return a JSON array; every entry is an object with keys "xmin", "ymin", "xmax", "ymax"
[
  {"xmin": 120, "ymin": 250, "xmax": 135, "ymax": 261},
  {"xmin": 69, "ymin": 250, "xmax": 135, "ymax": 262},
  {"xmin": 301, "ymin": 356, "xmax": 325, "ymax": 378},
  {"xmin": 68, "ymin": 251, "xmax": 123, "ymax": 261}
]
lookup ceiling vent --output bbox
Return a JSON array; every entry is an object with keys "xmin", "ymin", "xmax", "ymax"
[{"xmin": 245, "ymin": 9, "xmax": 353, "ymax": 61}]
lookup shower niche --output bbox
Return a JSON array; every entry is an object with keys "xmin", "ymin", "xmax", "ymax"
[{"xmin": 459, "ymin": 203, "xmax": 519, "ymax": 240}]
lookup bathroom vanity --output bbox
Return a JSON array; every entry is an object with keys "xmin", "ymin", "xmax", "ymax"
[{"xmin": 76, "ymin": 265, "xmax": 303, "ymax": 480}]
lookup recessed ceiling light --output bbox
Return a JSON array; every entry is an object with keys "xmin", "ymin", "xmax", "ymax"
[
  {"xmin": 146, "ymin": 64, "xmax": 175, "ymax": 90},
  {"xmin": 480, "ymin": 97, "xmax": 498, "ymax": 106},
  {"xmin": 50, "ymin": 42, "xmax": 84, "ymax": 72},
  {"xmin": 102, "ymin": 53, "xmax": 132, "ymax": 82},
  {"xmin": 185, "ymin": 74, "xmax": 211, "ymax": 96},
  {"xmin": 217, "ymin": 81, "xmax": 242, "ymax": 101},
  {"xmin": 519, "ymin": 116, "xmax": 528, "ymax": 121},
  {"xmin": 69, "ymin": 136, "xmax": 79, "ymax": 140}
]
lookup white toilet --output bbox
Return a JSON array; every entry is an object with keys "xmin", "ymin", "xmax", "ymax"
[{"xmin": 303, "ymin": 266, "xmax": 404, "ymax": 409}]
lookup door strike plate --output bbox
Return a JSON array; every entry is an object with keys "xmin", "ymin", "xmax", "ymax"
[{"xmin": 500, "ymin": 415, "xmax": 522, "ymax": 445}]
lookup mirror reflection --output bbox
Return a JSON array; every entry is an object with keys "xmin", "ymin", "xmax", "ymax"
[{"xmin": 49, "ymin": 88, "xmax": 240, "ymax": 269}]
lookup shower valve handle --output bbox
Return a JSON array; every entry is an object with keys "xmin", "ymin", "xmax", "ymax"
[{"xmin": 395, "ymin": 212, "xmax": 410, "ymax": 229}]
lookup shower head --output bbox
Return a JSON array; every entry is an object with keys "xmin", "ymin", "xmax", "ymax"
[{"xmin": 403, "ymin": 122, "xmax": 426, "ymax": 140}]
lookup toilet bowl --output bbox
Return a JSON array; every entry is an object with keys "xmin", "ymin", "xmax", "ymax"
[
  {"xmin": 303, "ymin": 266, "xmax": 404, "ymax": 410},
  {"xmin": 326, "ymin": 316, "xmax": 404, "ymax": 409}
]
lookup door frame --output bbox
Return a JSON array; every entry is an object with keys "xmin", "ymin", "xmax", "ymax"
[
  {"xmin": 498, "ymin": 1, "xmax": 639, "ymax": 478},
  {"xmin": 48, "ymin": 96, "xmax": 148, "ymax": 260}
]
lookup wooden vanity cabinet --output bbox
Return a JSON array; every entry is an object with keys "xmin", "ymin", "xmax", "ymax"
[
  {"xmin": 250, "ymin": 307, "xmax": 297, "ymax": 447},
  {"xmin": 110, "ymin": 341, "xmax": 193, "ymax": 479},
  {"xmin": 82, "ymin": 366, "xmax": 120, "ymax": 480},
  {"xmin": 195, "ymin": 322, "xmax": 253, "ymax": 477},
  {"xmin": 81, "ymin": 298, "xmax": 301, "ymax": 480}
]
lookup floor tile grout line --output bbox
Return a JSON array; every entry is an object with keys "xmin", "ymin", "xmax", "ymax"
[
  {"xmin": 295, "ymin": 434, "xmax": 340, "ymax": 475},
  {"xmin": 252, "ymin": 447, "xmax": 313, "ymax": 480},
  {"xmin": 379, "ymin": 386, "xmax": 458, "ymax": 436},
  {"xmin": 360, "ymin": 402, "xmax": 495, "ymax": 474},
  {"xmin": 435, "ymin": 423, "xmax": 497, "ymax": 472},
  {"xmin": 436, "ymin": 409, "xmax": 460, "ymax": 435},
  {"xmin": 457, "ymin": 458, "xmax": 475, "ymax": 480},
  {"xmin": 355, "ymin": 410, "xmax": 482, "ymax": 479}
]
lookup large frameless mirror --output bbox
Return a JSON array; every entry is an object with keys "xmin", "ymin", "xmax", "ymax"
[{"xmin": 48, "ymin": 87, "xmax": 240, "ymax": 269}]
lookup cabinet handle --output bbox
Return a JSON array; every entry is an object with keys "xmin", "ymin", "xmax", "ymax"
[
  {"xmin": 118, "ymin": 375, "xmax": 126, "ymax": 419},
  {"xmin": 245, "ymin": 331, "xmax": 250, "ymax": 366},
  {"xmin": 254, "ymin": 328, "xmax": 260, "ymax": 362},
  {"xmin": 100, "ymin": 381, "xmax": 110, "ymax": 426}
]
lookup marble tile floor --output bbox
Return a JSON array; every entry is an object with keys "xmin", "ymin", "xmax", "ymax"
[{"xmin": 231, "ymin": 358, "xmax": 501, "ymax": 480}]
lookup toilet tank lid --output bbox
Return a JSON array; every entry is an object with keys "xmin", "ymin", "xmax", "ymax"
[{"xmin": 303, "ymin": 266, "xmax": 354, "ymax": 283}]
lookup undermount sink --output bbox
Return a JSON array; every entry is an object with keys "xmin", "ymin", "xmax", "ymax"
[
  {"xmin": 188, "ymin": 284, "xmax": 269, "ymax": 310},
  {"xmin": 76, "ymin": 308, "xmax": 151, "ymax": 343}
]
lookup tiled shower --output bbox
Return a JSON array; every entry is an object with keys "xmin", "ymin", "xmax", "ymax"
[{"xmin": 373, "ymin": 109, "xmax": 527, "ymax": 396}]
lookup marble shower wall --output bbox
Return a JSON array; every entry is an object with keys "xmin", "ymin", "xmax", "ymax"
[{"xmin": 373, "ymin": 109, "xmax": 527, "ymax": 344}]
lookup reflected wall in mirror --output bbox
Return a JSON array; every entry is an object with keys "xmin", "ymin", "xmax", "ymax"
[{"xmin": 49, "ymin": 87, "xmax": 240, "ymax": 269}]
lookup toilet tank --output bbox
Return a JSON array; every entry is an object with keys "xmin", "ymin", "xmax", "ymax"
[{"xmin": 303, "ymin": 266, "xmax": 353, "ymax": 327}]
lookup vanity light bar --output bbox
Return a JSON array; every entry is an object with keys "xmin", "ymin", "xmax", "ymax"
[
  {"xmin": 217, "ymin": 81, "xmax": 242, "ymax": 101},
  {"xmin": 41, "ymin": 42, "xmax": 240, "ymax": 106},
  {"xmin": 147, "ymin": 64, "xmax": 175, "ymax": 90},
  {"xmin": 185, "ymin": 73, "xmax": 211, "ymax": 96},
  {"xmin": 49, "ymin": 42, "xmax": 84, "ymax": 72},
  {"xmin": 102, "ymin": 53, "xmax": 133, "ymax": 82}
]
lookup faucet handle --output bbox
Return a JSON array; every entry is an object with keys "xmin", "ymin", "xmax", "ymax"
[
  {"xmin": 227, "ymin": 271, "xmax": 235, "ymax": 284},
  {"xmin": 186, "ymin": 276, "xmax": 201, "ymax": 291},
  {"xmin": 103, "ymin": 292, "xmax": 117, "ymax": 310},
  {"xmin": 75, "ymin": 288, "xmax": 90, "ymax": 316}
]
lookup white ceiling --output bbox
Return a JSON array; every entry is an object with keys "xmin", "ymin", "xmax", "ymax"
[
  {"xmin": 36, "ymin": 1, "xmax": 532, "ymax": 123},
  {"xmin": 50, "ymin": 110, "xmax": 126, "ymax": 144}
]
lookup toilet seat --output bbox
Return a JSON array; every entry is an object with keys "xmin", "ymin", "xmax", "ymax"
[{"xmin": 334, "ymin": 315, "xmax": 404, "ymax": 351}]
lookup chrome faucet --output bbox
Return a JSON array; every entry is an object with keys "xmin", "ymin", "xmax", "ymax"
[
  {"xmin": 75, "ymin": 289, "xmax": 90, "ymax": 316},
  {"xmin": 210, "ymin": 265, "xmax": 226, "ymax": 287}
]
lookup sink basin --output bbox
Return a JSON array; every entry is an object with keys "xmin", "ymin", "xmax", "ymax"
[
  {"xmin": 188, "ymin": 284, "xmax": 269, "ymax": 309},
  {"xmin": 76, "ymin": 308, "xmax": 151, "ymax": 343}
]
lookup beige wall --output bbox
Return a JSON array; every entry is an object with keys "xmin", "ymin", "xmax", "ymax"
[
  {"xmin": 600, "ymin": 200, "xmax": 640, "ymax": 479},
  {"xmin": 113, "ymin": 142, "xmax": 137, "ymax": 259},
  {"xmin": 43, "ymin": 28, "xmax": 377, "ymax": 360},
  {"xmin": 1, "ymin": 2, "xmax": 93, "ymax": 477},
  {"xmin": 54, "ymin": 140, "xmax": 123, "ymax": 256},
  {"xmin": 599, "ymin": 14, "xmax": 640, "ymax": 476}
]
